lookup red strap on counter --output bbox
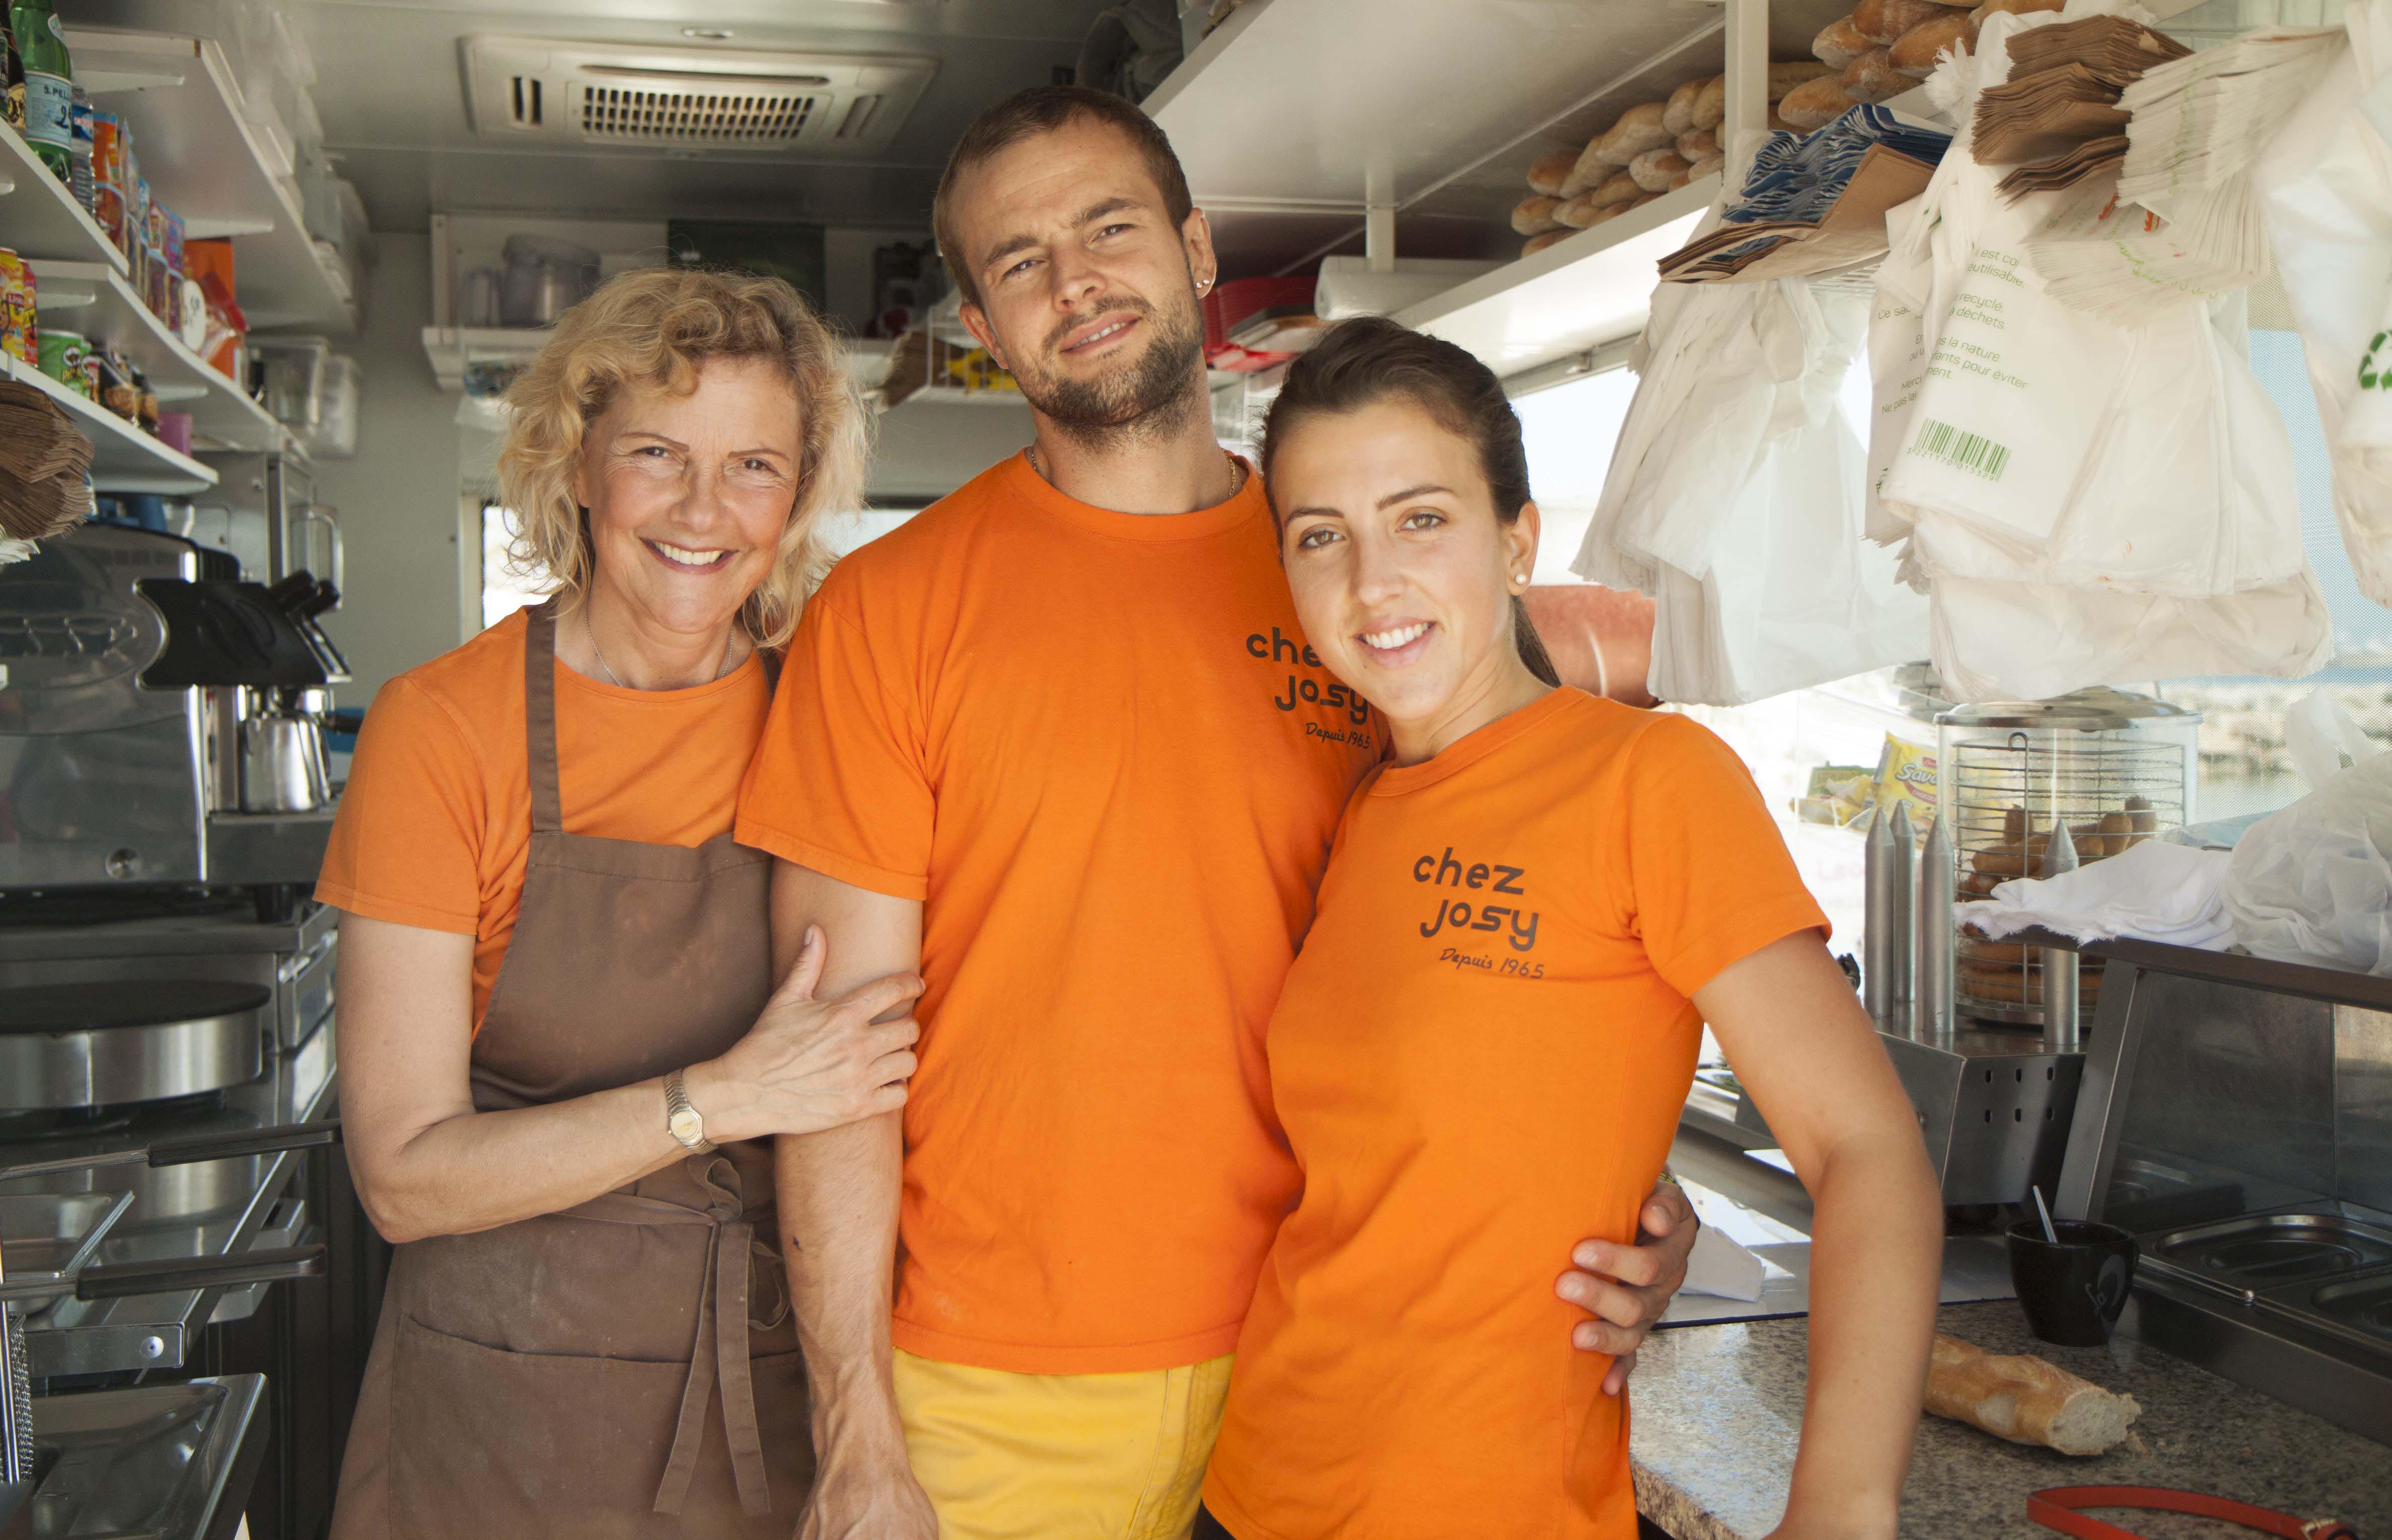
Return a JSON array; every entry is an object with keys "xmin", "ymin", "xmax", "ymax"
[{"xmin": 2030, "ymin": 1486, "xmax": 2359, "ymax": 1540}]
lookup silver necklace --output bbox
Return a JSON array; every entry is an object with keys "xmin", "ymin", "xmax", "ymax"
[{"xmin": 585, "ymin": 612, "xmax": 735, "ymax": 690}]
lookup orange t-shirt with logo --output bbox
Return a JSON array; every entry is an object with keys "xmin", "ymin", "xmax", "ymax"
[
  {"xmin": 317, "ymin": 608, "xmax": 773, "ymax": 1031},
  {"xmin": 734, "ymin": 453, "xmax": 1384, "ymax": 1374},
  {"xmin": 1203, "ymin": 688, "xmax": 1828, "ymax": 1540}
]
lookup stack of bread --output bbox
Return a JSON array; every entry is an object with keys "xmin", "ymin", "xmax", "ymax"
[
  {"xmin": 1510, "ymin": 61, "xmax": 1837, "ymax": 258},
  {"xmin": 1811, "ymin": 0, "xmax": 2067, "ymax": 116}
]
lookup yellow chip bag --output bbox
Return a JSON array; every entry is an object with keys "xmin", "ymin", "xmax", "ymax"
[{"xmin": 1874, "ymin": 734, "xmax": 1937, "ymax": 819}]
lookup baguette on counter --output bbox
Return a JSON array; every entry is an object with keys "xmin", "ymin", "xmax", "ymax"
[{"xmin": 1925, "ymin": 1334, "xmax": 2143, "ymax": 1456}]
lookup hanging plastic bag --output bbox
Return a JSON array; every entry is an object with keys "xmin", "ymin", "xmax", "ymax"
[
  {"xmin": 2254, "ymin": 6, "xmax": 2392, "ymax": 601},
  {"xmin": 1576, "ymin": 280, "xmax": 1925, "ymax": 705},
  {"xmin": 2221, "ymin": 692, "xmax": 2392, "ymax": 971}
]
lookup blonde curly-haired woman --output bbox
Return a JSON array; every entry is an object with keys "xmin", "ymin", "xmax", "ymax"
[{"xmin": 322, "ymin": 269, "xmax": 922, "ymax": 1538}]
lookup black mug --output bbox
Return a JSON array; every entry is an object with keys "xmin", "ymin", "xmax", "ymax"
[{"xmin": 2008, "ymin": 1219, "xmax": 2138, "ymax": 1346}]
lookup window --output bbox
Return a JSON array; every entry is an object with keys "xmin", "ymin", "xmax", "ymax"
[
  {"xmin": 2152, "ymin": 329, "xmax": 2392, "ymax": 823},
  {"xmin": 1513, "ymin": 364, "xmax": 1642, "ymax": 582},
  {"xmin": 480, "ymin": 500, "xmax": 548, "ymax": 630}
]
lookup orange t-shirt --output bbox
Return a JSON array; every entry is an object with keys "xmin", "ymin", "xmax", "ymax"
[
  {"xmin": 1203, "ymin": 689, "xmax": 1829, "ymax": 1540},
  {"xmin": 317, "ymin": 608, "xmax": 774, "ymax": 1031},
  {"xmin": 735, "ymin": 453, "xmax": 1384, "ymax": 1374}
]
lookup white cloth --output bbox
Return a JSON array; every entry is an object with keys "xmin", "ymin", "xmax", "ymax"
[
  {"xmin": 1955, "ymin": 838, "xmax": 2235, "ymax": 949},
  {"xmin": 1682, "ymin": 1223, "xmax": 1767, "ymax": 1302}
]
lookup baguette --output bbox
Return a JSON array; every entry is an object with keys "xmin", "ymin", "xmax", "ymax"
[
  {"xmin": 1777, "ymin": 76, "xmax": 1857, "ymax": 131},
  {"xmin": 1528, "ymin": 146, "xmax": 1579, "ymax": 195},
  {"xmin": 1663, "ymin": 76, "xmax": 1707, "ymax": 135},
  {"xmin": 1856, "ymin": 0, "xmax": 1950, "ymax": 43},
  {"xmin": 1924, "ymin": 1335, "xmax": 2143, "ymax": 1456},
  {"xmin": 1557, "ymin": 134, "xmax": 1620, "ymax": 198},
  {"xmin": 1844, "ymin": 46, "xmax": 1907, "ymax": 102},
  {"xmin": 1523, "ymin": 228, "xmax": 1571, "ymax": 257},
  {"xmin": 1692, "ymin": 75, "xmax": 1728, "ymax": 130},
  {"xmin": 1891, "ymin": 11, "xmax": 1975, "ymax": 76},
  {"xmin": 1596, "ymin": 101, "xmax": 1677, "ymax": 162},
  {"xmin": 1816, "ymin": 14, "xmax": 1876, "ymax": 68},
  {"xmin": 1769, "ymin": 60, "xmax": 1836, "ymax": 100},
  {"xmin": 1552, "ymin": 193, "xmax": 1603, "ymax": 229},
  {"xmin": 1676, "ymin": 126, "xmax": 1718, "ymax": 161},
  {"xmin": 1593, "ymin": 169, "xmax": 1646, "ymax": 206},
  {"xmin": 1512, "ymin": 194, "xmax": 1565, "ymax": 235},
  {"xmin": 1629, "ymin": 148, "xmax": 1691, "ymax": 191},
  {"xmin": 1689, "ymin": 152, "xmax": 1727, "ymax": 180},
  {"xmin": 1669, "ymin": 169, "xmax": 1694, "ymax": 190}
]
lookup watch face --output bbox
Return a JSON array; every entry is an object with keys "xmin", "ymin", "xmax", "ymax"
[{"xmin": 669, "ymin": 1107, "xmax": 705, "ymax": 1145}]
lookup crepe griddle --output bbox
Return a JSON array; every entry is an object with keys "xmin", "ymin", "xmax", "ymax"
[{"xmin": 0, "ymin": 982, "xmax": 271, "ymax": 1034}]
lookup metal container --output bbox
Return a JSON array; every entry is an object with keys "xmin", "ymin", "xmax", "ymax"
[
  {"xmin": 1936, "ymin": 688, "xmax": 2200, "ymax": 1026},
  {"xmin": 0, "ymin": 981, "xmax": 269, "ymax": 1113},
  {"xmin": 1915, "ymin": 811, "xmax": 1958, "ymax": 1042},
  {"xmin": 240, "ymin": 704, "xmax": 328, "ymax": 813},
  {"xmin": 1864, "ymin": 801, "xmax": 1914, "ymax": 1024}
]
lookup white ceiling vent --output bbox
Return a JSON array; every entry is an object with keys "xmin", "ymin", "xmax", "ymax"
[{"xmin": 462, "ymin": 36, "xmax": 936, "ymax": 155}]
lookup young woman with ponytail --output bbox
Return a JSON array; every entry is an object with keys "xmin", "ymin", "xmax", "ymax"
[{"xmin": 1194, "ymin": 317, "xmax": 1944, "ymax": 1540}]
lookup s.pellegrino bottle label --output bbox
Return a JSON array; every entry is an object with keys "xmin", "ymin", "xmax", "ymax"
[{"xmin": 22, "ymin": 67, "xmax": 67, "ymax": 156}]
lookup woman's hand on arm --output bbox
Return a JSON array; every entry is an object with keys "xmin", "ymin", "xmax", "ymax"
[
  {"xmin": 1555, "ymin": 1181, "xmax": 1701, "ymax": 1395},
  {"xmin": 683, "ymin": 923, "xmax": 921, "ymax": 1144},
  {"xmin": 1696, "ymin": 931, "xmax": 1941, "ymax": 1540},
  {"xmin": 766, "ymin": 862, "xmax": 938, "ymax": 1540}
]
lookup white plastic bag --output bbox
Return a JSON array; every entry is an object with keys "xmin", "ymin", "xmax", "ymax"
[
  {"xmin": 2254, "ymin": 5, "xmax": 2392, "ymax": 601},
  {"xmin": 2222, "ymin": 692, "xmax": 2392, "ymax": 971},
  {"xmin": 1575, "ymin": 280, "xmax": 1926, "ymax": 705}
]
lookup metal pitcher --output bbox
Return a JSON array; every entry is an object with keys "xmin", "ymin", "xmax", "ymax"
[{"xmin": 240, "ymin": 698, "xmax": 329, "ymax": 813}]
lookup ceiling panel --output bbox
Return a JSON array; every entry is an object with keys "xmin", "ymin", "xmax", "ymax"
[{"xmin": 68, "ymin": 0, "xmax": 1116, "ymax": 232}]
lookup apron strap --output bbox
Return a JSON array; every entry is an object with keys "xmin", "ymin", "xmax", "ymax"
[
  {"xmin": 521, "ymin": 601, "xmax": 566, "ymax": 835},
  {"xmin": 562, "ymin": 1159, "xmax": 777, "ymax": 1518}
]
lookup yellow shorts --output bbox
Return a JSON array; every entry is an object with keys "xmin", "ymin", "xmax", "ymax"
[{"xmin": 892, "ymin": 1347, "xmax": 1234, "ymax": 1540}]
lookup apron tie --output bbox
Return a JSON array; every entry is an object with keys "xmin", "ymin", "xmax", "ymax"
[{"xmin": 562, "ymin": 1155, "xmax": 781, "ymax": 1519}]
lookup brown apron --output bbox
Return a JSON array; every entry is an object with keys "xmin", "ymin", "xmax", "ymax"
[{"xmin": 330, "ymin": 603, "xmax": 811, "ymax": 1539}]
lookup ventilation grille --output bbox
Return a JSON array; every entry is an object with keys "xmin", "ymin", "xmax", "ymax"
[
  {"xmin": 579, "ymin": 84, "xmax": 821, "ymax": 144},
  {"xmin": 463, "ymin": 36, "xmax": 935, "ymax": 154}
]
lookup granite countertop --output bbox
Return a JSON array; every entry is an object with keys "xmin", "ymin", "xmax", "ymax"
[{"xmin": 1629, "ymin": 1298, "xmax": 2392, "ymax": 1540}]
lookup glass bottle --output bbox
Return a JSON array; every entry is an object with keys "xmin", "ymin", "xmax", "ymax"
[
  {"xmin": 3, "ymin": 17, "xmax": 25, "ymax": 134},
  {"xmin": 10, "ymin": 0, "xmax": 70, "ymax": 184}
]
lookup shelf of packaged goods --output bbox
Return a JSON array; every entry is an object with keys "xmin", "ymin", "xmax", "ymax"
[
  {"xmin": 60, "ymin": 25, "xmax": 354, "ymax": 333},
  {"xmin": 1396, "ymin": 176, "xmax": 1716, "ymax": 379},
  {"xmin": 0, "ymin": 121, "xmax": 130, "ymax": 273},
  {"xmin": 28, "ymin": 259, "xmax": 280, "ymax": 452},
  {"xmin": 0, "ymin": 353, "xmax": 217, "ymax": 494}
]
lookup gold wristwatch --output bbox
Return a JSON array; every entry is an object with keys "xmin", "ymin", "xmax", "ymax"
[{"xmin": 663, "ymin": 1068, "xmax": 714, "ymax": 1154}]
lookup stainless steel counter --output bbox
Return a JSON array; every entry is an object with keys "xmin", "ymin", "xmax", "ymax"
[
  {"xmin": 1641, "ymin": 1124, "xmax": 2392, "ymax": 1539},
  {"xmin": 1, "ymin": 1026, "xmax": 336, "ymax": 1378}
]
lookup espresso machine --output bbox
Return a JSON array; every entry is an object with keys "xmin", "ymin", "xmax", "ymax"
[{"xmin": 0, "ymin": 521, "xmax": 348, "ymax": 907}]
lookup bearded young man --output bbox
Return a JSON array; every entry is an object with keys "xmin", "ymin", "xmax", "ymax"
[{"xmin": 732, "ymin": 86, "xmax": 1702, "ymax": 1540}]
